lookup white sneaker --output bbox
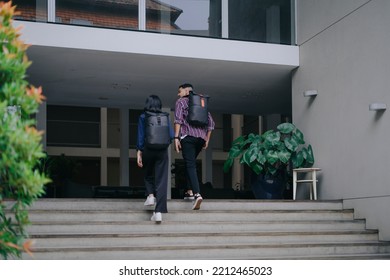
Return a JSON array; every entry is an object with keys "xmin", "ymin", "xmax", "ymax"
[
  {"xmin": 144, "ymin": 196, "xmax": 156, "ymax": 206},
  {"xmin": 192, "ymin": 195, "xmax": 203, "ymax": 210},
  {"xmin": 151, "ymin": 212, "xmax": 162, "ymax": 223}
]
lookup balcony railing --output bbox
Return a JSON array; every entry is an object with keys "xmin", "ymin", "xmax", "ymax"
[{"xmin": 13, "ymin": 0, "xmax": 295, "ymax": 45}]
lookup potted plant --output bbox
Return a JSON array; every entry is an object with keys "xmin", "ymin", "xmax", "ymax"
[{"xmin": 223, "ymin": 122, "xmax": 315, "ymax": 199}]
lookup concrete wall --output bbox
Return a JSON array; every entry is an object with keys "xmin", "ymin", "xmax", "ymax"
[{"xmin": 293, "ymin": 0, "xmax": 390, "ymax": 240}]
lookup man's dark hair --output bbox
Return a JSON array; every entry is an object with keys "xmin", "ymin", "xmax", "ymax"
[
  {"xmin": 179, "ymin": 83, "xmax": 193, "ymax": 90},
  {"xmin": 144, "ymin": 95, "xmax": 162, "ymax": 112}
]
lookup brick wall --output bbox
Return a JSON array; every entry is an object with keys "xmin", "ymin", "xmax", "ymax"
[{"xmin": 15, "ymin": 3, "xmax": 177, "ymax": 31}]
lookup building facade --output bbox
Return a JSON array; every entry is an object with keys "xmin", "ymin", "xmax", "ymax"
[
  {"xmin": 10, "ymin": 0, "xmax": 390, "ymax": 239},
  {"xmin": 293, "ymin": 0, "xmax": 390, "ymax": 240}
]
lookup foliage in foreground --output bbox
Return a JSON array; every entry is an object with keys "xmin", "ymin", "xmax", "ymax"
[{"xmin": 0, "ymin": 1, "xmax": 50, "ymax": 259}]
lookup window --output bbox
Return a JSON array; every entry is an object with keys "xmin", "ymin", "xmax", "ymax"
[
  {"xmin": 146, "ymin": 0, "xmax": 222, "ymax": 38},
  {"xmin": 12, "ymin": 0, "xmax": 47, "ymax": 22},
  {"xmin": 55, "ymin": 0, "xmax": 139, "ymax": 30},
  {"xmin": 47, "ymin": 105, "xmax": 100, "ymax": 147},
  {"xmin": 229, "ymin": 0, "xmax": 292, "ymax": 44}
]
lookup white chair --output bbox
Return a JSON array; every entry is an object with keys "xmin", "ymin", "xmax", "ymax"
[{"xmin": 292, "ymin": 167, "xmax": 321, "ymax": 200}]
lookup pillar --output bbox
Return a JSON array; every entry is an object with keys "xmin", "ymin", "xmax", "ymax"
[
  {"xmin": 231, "ymin": 114, "xmax": 243, "ymax": 189},
  {"xmin": 119, "ymin": 108, "xmax": 129, "ymax": 186}
]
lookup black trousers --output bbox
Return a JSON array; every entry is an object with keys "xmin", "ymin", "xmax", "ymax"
[
  {"xmin": 142, "ymin": 147, "xmax": 168, "ymax": 213},
  {"xmin": 180, "ymin": 136, "xmax": 205, "ymax": 194}
]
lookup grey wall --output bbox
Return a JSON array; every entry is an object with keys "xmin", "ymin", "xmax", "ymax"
[{"xmin": 293, "ymin": 0, "xmax": 390, "ymax": 240}]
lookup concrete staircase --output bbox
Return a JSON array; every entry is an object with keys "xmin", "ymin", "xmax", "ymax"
[{"xmin": 20, "ymin": 198, "xmax": 390, "ymax": 259}]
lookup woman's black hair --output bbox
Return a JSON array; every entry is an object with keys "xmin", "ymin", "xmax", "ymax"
[
  {"xmin": 178, "ymin": 83, "xmax": 193, "ymax": 90},
  {"xmin": 144, "ymin": 95, "xmax": 162, "ymax": 112}
]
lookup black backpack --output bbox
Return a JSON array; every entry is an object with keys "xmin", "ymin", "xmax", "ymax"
[
  {"xmin": 144, "ymin": 111, "xmax": 171, "ymax": 149},
  {"xmin": 187, "ymin": 91, "xmax": 209, "ymax": 127}
]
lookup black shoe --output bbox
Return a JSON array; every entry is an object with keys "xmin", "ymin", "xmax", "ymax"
[{"xmin": 184, "ymin": 191, "xmax": 194, "ymax": 200}]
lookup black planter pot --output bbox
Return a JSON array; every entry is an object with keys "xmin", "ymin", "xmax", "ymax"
[{"xmin": 251, "ymin": 173, "xmax": 284, "ymax": 199}]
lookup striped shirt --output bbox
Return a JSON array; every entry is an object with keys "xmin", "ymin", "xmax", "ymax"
[{"xmin": 174, "ymin": 96, "xmax": 215, "ymax": 141}]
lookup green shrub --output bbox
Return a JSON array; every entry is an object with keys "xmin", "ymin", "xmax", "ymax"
[
  {"xmin": 0, "ymin": 1, "xmax": 50, "ymax": 259},
  {"xmin": 224, "ymin": 122, "xmax": 314, "ymax": 177}
]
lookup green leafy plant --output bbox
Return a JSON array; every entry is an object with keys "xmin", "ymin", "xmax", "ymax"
[
  {"xmin": 0, "ymin": 1, "xmax": 50, "ymax": 259},
  {"xmin": 223, "ymin": 122, "xmax": 315, "ymax": 178}
]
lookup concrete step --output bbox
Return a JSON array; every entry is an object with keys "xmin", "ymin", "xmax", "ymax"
[
  {"xmin": 30, "ymin": 230, "xmax": 380, "ymax": 248},
  {"xmin": 27, "ymin": 219, "xmax": 367, "ymax": 235},
  {"xmin": 23, "ymin": 241, "xmax": 390, "ymax": 260},
  {"xmin": 12, "ymin": 198, "xmax": 344, "ymax": 211},
  {"xmin": 11, "ymin": 198, "xmax": 390, "ymax": 260},
  {"xmin": 26, "ymin": 209, "xmax": 355, "ymax": 223}
]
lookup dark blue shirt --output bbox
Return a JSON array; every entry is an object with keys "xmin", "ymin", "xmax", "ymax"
[{"xmin": 136, "ymin": 112, "xmax": 174, "ymax": 151}]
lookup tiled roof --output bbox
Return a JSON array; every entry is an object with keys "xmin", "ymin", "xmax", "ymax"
[{"xmin": 147, "ymin": 0, "xmax": 182, "ymax": 13}]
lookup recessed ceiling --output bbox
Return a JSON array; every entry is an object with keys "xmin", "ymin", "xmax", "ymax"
[{"xmin": 26, "ymin": 45, "xmax": 295, "ymax": 116}]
